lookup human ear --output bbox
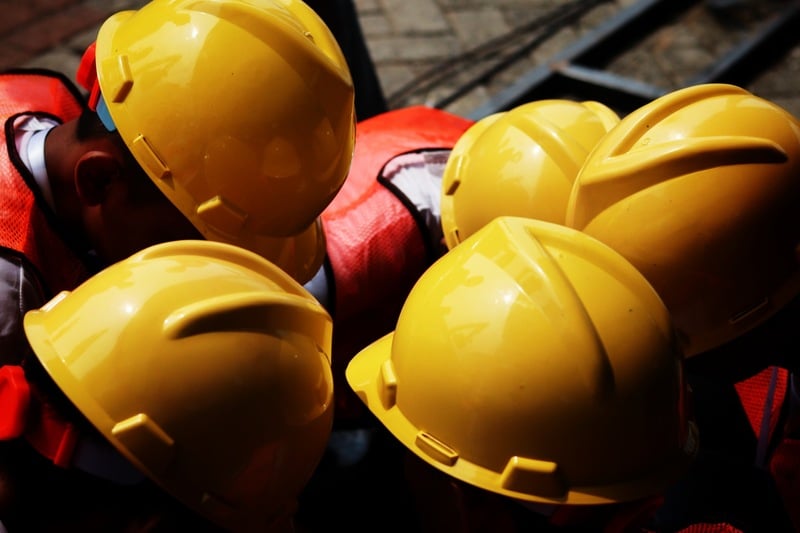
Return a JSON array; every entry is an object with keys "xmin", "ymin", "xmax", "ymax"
[{"xmin": 74, "ymin": 151, "xmax": 122, "ymax": 207}]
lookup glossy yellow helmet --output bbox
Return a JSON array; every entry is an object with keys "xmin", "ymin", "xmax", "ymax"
[
  {"xmin": 347, "ymin": 216, "xmax": 697, "ymax": 505},
  {"xmin": 440, "ymin": 99, "xmax": 619, "ymax": 249},
  {"xmin": 24, "ymin": 240, "xmax": 334, "ymax": 532},
  {"xmin": 90, "ymin": 0, "xmax": 356, "ymax": 283},
  {"xmin": 566, "ymin": 83, "xmax": 800, "ymax": 357}
]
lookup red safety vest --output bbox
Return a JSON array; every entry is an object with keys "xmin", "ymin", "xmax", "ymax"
[
  {"xmin": 321, "ymin": 106, "xmax": 474, "ymax": 419},
  {"xmin": 0, "ymin": 71, "xmax": 90, "ymax": 295},
  {"xmin": 735, "ymin": 366, "xmax": 800, "ymax": 531}
]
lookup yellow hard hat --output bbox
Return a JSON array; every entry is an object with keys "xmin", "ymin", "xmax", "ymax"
[
  {"xmin": 566, "ymin": 83, "xmax": 800, "ymax": 357},
  {"xmin": 347, "ymin": 216, "xmax": 697, "ymax": 505},
  {"xmin": 24, "ymin": 240, "xmax": 334, "ymax": 532},
  {"xmin": 93, "ymin": 0, "xmax": 356, "ymax": 283},
  {"xmin": 440, "ymin": 99, "xmax": 619, "ymax": 249}
]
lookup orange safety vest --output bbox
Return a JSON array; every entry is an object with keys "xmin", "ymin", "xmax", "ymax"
[
  {"xmin": 0, "ymin": 71, "xmax": 90, "ymax": 295},
  {"xmin": 321, "ymin": 106, "xmax": 473, "ymax": 419}
]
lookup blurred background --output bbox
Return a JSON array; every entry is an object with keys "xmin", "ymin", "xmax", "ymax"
[{"xmin": 4, "ymin": 0, "xmax": 799, "ymax": 120}]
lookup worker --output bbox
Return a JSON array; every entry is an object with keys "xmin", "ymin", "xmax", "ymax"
[
  {"xmin": 0, "ymin": 239, "xmax": 334, "ymax": 532},
  {"xmin": 0, "ymin": 0, "xmax": 355, "ymax": 372},
  {"xmin": 298, "ymin": 100, "xmax": 620, "ymax": 529},
  {"xmin": 310, "ymin": 99, "xmax": 619, "ymax": 419},
  {"xmin": 346, "ymin": 216, "xmax": 707, "ymax": 532},
  {"xmin": 566, "ymin": 83, "xmax": 800, "ymax": 358},
  {"xmin": 565, "ymin": 83, "xmax": 800, "ymax": 530}
]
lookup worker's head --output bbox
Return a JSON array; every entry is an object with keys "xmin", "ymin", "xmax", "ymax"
[
  {"xmin": 69, "ymin": 0, "xmax": 355, "ymax": 282},
  {"xmin": 347, "ymin": 216, "xmax": 697, "ymax": 531},
  {"xmin": 440, "ymin": 99, "xmax": 619, "ymax": 248},
  {"xmin": 566, "ymin": 84, "xmax": 800, "ymax": 357},
  {"xmin": 50, "ymin": 106, "xmax": 204, "ymax": 271},
  {"xmin": 0, "ymin": 240, "xmax": 334, "ymax": 532}
]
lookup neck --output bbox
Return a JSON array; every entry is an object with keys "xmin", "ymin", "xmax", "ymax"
[{"xmin": 43, "ymin": 120, "xmax": 91, "ymax": 252}]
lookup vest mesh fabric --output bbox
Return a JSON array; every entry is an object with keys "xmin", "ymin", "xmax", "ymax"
[
  {"xmin": 0, "ymin": 72, "xmax": 88, "ymax": 294},
  {"xmin": 321, "ymin": 106, "xmax": 473, "ymax": 419}
]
